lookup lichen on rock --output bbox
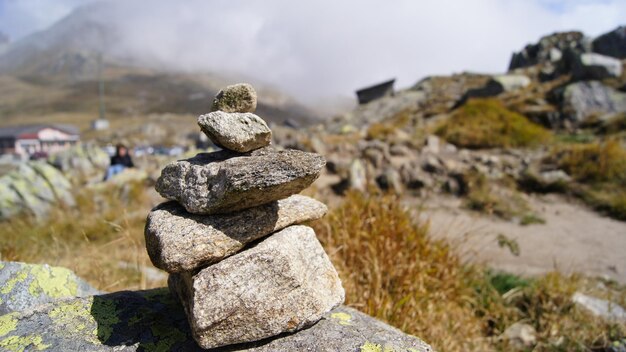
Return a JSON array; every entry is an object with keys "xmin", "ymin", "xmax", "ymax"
[{"xmin": 0, "ymin": 261, "xmax": 99, "ymax": 315}]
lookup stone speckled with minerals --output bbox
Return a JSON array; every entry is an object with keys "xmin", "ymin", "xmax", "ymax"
[
  {"xmin": 168, "ymin": 225, "xmax": 345, "ymax": 349},
  {"xmin": 155, "ymin": 147, "xmax": 325, "ymax": 215},
  {"xmin": 211, "ymin": 83, "xmax": 258, "ymax": 113},
  {"xmin": 198, "ymin": 111, "xmax": 272, "ymax": 153},
  {"xmin": 144, "ymin": 194, "xmax": 328, "ymax": 273}
]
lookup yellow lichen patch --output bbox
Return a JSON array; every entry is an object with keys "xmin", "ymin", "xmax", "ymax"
[
  {"xmin": 0, "ymin": 270, "xmax": 28, "ymax": 295},
  {"xmin": 48, "ymin": 298, "xmax": 98, "ymax": 344},
  {"xmin": 0, "ymin": 313, "xmax": 19, "ymax": 337},
  {"xmin": 0, "ymin": 334, "xmax": 50, "ymax": 351},
  {"xmin": 28, "ymin": 265, "xmax": 78, "ymax": 299},
  {"xmin": 330, "ymin": 312, "xmax": 353, "ymax": 326},
  {"xmin": 361, "ymin": 341, "xmax": 383, "ymax": 352}
]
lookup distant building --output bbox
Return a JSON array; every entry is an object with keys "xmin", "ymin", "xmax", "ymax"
[
  {"xmin": 91, "ymin": 119, "xmax": 110, "ymax": 130},
  {"xmin": 0, "ymin": 124, "xmax": 80, "ymax": 158},
  {"xmin": 355, "ymin": 79, "xmax": 396, "ymax": 105}
]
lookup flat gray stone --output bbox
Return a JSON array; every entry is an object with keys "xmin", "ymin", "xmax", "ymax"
[
  {"xmin": 0, "ymin": 261, "xmax": 100, "ymax": 315},
  {"xmin": 561, "ymin": 81, "xmax": 626, "ymax": 123},
  {"xmin": 211, "ymin": 83, "xmax": 257, "ymax": 113},
  {"xmin": 0, "ymin": 289, "xmax": 432, "ymax": 351},
  {"xmin": 198, "ymin": 111, "xmax": 271, "ymax": 152},
  {"xmin": 155, "ymin": 148, "xmax": 325, "ymax": 214},
  {"xmin": 145, "ymin": 195, "xmax": 328, "ymax": 273},
  {"xmin": 169, "ymin": 225, "xmax": 345, "ymax": 349}
]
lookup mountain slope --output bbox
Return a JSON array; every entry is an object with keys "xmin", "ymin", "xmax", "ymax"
[{"xmin": 0, "ymin": 2, "xmax": 319, "ymax": 132}]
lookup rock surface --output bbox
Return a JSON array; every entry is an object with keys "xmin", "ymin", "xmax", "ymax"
[
  {"xmin": 211, "ymin": 83, "xmax": 257, "ymax": 113},
  {"xmin": 560, "ymin": 81, "xmax": 626, "ymax": 123},
  {"xmin": 573, "ymin": 292, "xmax": 626, "ymax": 322},
  {"xmin": 0, "ymin": 161, "xmax": 74, "ymax": 220},
  {"xmin": 0, "ymin": 261, "xmax": 99, "ymax": 315},
  {"xmin": 198, "ymin": 112, "xmax": 271, "ymax": 153},
  {"xmin": 145, "ymin": 195, "xmax": 328, "ymax": 272},
  {"xmin": 509, "ymin": 31, "xmax": 589, "ymax": 70},
  {"xmin": 169, "ymin": 225, "xmax": 345, "ymax": 349},
  {"xmin": 572, "ymin": 53, "xmax": 623, "ymax": 80},
  {"xmin": 0, "ymin": 288, "xmax": 431, "ymax": 352},
  {"xmin": 463, "ymin": 74, "xmax": 531, "ymax": 101},
  {"xmin": 48, "ymin": 143, "xmax": 110, "ymax": 179},
  {"xmin": 156, "ymin": 148, "xmax": 325, "ymax": 214},
  {"xmin": 592, "ymin": 26, "xmax": 626, "ymax": 59}
]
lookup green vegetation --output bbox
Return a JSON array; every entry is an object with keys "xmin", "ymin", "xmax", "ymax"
[
  {"xmin": 436, "ymin": 99, "xmax": 551, "ymax": 149},
  {"xmin": 312, "ymin": 191, "xmax": 626, "ymax": 351},
  {"xmin": 487, "ymin": 271, "xmax": 530, "ymax": 295}
]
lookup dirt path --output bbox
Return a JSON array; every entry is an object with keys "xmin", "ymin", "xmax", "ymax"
[{"xmin": 415, "ymin": 194, "xmax": 626, "ymax": 284}]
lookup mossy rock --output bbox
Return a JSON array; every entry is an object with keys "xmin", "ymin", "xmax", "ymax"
[
  {"xmin": 0, "ymin": 162, "xmax": 74, "ymax": 220},
  {"xmin": 0, "ymin": 261, "xmax": 100, "ymax": 315},
  {"xmin": 437, "ymin": 98, "xmax": 551, "ymax": 149},
  {"xmin": 0, "ymin": 288, "xmax": 432, "ymax": 351}
]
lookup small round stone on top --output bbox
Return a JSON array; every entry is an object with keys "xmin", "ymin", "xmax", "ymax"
[{"xmin": 211, "ymin": 83, "xmax": 257, "ymax": 113}]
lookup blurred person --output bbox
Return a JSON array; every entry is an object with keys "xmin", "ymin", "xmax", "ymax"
[{"xmin": 104, "ymin": 144, "xmax": 134, "ymax": 180}]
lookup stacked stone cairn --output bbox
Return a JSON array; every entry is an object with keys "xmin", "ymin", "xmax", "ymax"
[{"xmin": 144, "ymin": 83, "xmax": 345, "ymax": 349}]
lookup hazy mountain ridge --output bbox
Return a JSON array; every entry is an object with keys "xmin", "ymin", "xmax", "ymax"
[{"xmin": 0, "ymin": 2, "xmax": 320, "ymax": 131}]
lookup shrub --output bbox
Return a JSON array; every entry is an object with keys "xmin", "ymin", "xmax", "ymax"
[{"xmin": 436, "ymin": 99, "xmax": 551, "ymax": 149}]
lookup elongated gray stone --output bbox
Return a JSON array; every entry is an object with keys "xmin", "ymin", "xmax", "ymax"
[
  {"xmin": 169, "ymin": 225, "xmax": 345, "ymax": 349},
  {"xmin": 211, "ymin": 83, "xmax": 257, "ymax": 113},
  {"xmin": 155, "ymin": 148, "xmax": 325, "ymax": 214},
  {"xmin": 145, "ymin": 195, "xmax": 327, "ymax": 273},
  {"xmin": 198, "ymin": 112, "xmax": 271, "ymax": 152}
]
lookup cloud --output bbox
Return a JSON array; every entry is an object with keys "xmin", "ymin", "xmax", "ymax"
[
  {"xmin": 0, "ymin": 0, "xmax": 98, "ymax": 39},
  {"xmin": 1, "ymin": 0, "xmax": 625, "ymax": 101}
]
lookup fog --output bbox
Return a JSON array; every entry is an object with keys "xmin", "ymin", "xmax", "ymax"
[{"xmin": 2, "ymin": 0, "xmax": 625, "ymax": 101}]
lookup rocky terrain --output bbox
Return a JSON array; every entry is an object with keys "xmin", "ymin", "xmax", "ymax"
[
  {"xmin": 0, "ymin": 84, "xmax": 434, "ymax": 351},
  {"xmin": 0, "ymin": 15, "xmax": 625, "ymax": 352},
  {"xmin": 0, "ymin": 3, "xmax": 319, "ymax": 147}
]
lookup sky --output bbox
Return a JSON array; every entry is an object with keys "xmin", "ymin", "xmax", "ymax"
[{"xmin": 0, "ymin": 0, "xmax": 624, "ymax": 101}]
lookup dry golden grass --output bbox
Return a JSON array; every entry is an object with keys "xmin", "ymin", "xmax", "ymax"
[
  {"xmin": 312, "ymin": 191, "xmax": 626, "ymax": 351},
  {"xmin": 312, "ymin": 191, "xmax": 491, "ymax": 351},
  {"xmin": 365, "ymin": 109, "xmax": 412, "ymax": 142},
  {"xmin": 0, "ymin": 180, "xmax": 164, "ymax": 291},
  {"xmin": 554, "ymin": 139, "xmax": 626, "ymax": 184},
  {"xmin": 1, "ymin": 184, "xmax": 625, "ymax": 351},
  {"xmin": 549, "ymin": 139, "xmax": 626, "ymax": 220}
]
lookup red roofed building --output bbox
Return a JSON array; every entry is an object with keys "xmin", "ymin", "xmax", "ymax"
[{"xmin": 0, "ymin": 124, "xmax": 80, "ymax": 158}]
